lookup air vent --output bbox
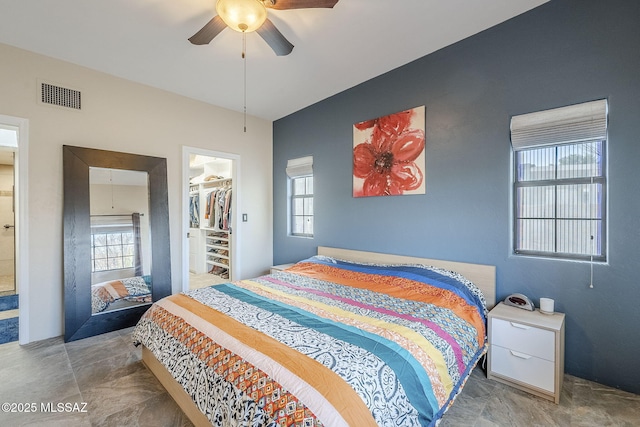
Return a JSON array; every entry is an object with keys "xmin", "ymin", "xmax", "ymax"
[{"xmin": 41, "ymin": 82, "xmax": 81, "ymax": 110}]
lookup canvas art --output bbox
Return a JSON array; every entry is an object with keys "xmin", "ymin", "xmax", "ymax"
[{"xmin": 353, "ymin": 105, "xmax": 426, "ymax": 197}]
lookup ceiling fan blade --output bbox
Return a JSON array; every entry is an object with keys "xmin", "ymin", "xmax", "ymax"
[
  {"xmin": 188, "ymin": 15, "xmax": 227, "ymax": 45},
  {"xmin": 256, "ymin": 18, "xmax": 294, "ymax": 56},
  {"xmin": 265, "ymin": 0, "xmax": 339, "ymax": 10}
]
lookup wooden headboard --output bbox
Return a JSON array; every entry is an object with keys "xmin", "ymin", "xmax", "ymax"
[{"xmin": 317, "ymin": 246, "xmax": 496, "ymax": 309}]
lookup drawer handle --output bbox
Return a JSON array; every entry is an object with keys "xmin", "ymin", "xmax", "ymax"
[
  {"xmin": 510, "ymin": 322, "xmax": 530, "ymax": 330},
  {"xmin": 510, "ymin": 350, "xmax": 532, "ymax": 360}
]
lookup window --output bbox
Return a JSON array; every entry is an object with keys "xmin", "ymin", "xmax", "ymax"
[
  {"xmin": 291, "ymin": 176, "xmax": 314, "ymax": 236},
  {"xmin": 90, "ymin": 215, "xmax": 140, "ymax": 272},
  {"xmin": 511, "ymin": 100, "xmax": 607, "ymax": 261},
  {"xmin": 91, "ymin": 230, "xmax": 135, "ymax": 271},
  {"xmin": 286, "ymin": 156, "xmax": 314, "ymax": 237}
]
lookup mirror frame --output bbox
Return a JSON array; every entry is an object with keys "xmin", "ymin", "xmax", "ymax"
[{"xmin": 63, "ymin": 145, "xmax": 171, "ymax": 342}]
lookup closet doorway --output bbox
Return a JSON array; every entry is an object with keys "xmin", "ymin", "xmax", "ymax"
[{"xmin": 182, "ymin": 147, "xmax": 239, "ymax": 292}]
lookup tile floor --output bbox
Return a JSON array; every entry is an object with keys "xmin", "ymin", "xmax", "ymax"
[
  {"xmin": 0, "ymin": 328, "xmax": 191, "ymax": 427},
  {"xmin": 439, "ymin": 367, "xmax": 640, "ymax": 426},
  {"xmin": 0, "ymin": 328, "xmax": 638, "ymax": 426}
]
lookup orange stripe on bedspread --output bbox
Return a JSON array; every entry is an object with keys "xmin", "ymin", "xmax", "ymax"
[
  {"xmin": 287, "ymin": 262, "xmax": 485, "ymax": 346},
  {"xmin": 166, "ymin": 293, "xmax": 378, "ymax": 427},
  {"xmin": 103, "ymin": 280, "xmax": 129, "ymax": 300}
]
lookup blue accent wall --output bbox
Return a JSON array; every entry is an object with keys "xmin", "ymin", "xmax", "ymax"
[{"xmin": 273, "ymin": 0, "xmax": 640, "ymax": 393}]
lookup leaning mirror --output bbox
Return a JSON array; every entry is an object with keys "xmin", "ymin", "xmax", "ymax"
[
  {"xmin": 63, "ymin": 146, "xmax": 171, "ymax": 342},
  {"xmin": 89, "ymin": 167, "xmax": 152, "ymax": 315}
]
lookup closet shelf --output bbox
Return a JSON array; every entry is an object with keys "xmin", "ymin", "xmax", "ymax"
[
  {"xmin": 203, "ymin": 227, "xmax": 231, "ymax": 234},
  {"xmin": 206, "ymin": 260, "xmax": 230, "ymax": 269},
  {"xmin": 201, "ymin": 178, "xmax": 232, "ymax": 188}
]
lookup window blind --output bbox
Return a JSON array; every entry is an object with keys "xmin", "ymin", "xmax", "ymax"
[
  {"xmin": 511, "ymin": 99, "xmax": 608, "ymax": 151},
  {"xmin": 91, "ymin": 214, "xmax": 134, "ymax": 233},
  {"xmin": 286, "ymin": 156, "xmax": 313, "ymax": 178}
]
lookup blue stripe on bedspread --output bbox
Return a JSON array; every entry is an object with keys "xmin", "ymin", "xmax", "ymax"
[
  {"xmin": 432, "ymin": 343, "xmax": 486, "ymax": 423},
  {"xmin": 306, "ymin": 256, "xmax": 487, "ymax": 322},
  {"xmin": 216, "ymin": 283, "xmax": 437, "ymax": 424}
]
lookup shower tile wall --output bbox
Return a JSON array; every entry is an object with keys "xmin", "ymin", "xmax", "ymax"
[{"xmin": 0, "ymin": 164, "xmax": 14, "ymax": 294}]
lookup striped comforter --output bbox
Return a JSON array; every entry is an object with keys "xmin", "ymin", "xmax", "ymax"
[
  {"xmin": 91, "ymin": 276, "xmax": 152, "ymax": 313},
  {"xmin": 132, "ymin": 256, "xmax": 487, "ymax": 427}
]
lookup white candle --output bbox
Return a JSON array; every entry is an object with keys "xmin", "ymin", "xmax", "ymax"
[{"xmin": 540, "ymin": 297, "xmax": 554, "ymax": 314}]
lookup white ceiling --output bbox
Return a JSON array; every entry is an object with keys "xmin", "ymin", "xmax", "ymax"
[{"xmin": 0, "ymin": 0, "xmax": 547, "ymax": 121}]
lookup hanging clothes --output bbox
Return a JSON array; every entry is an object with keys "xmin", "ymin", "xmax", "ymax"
[
  {"xmin": 204, "ymin": 185, "xmax": 232, "ymax": 230},
  {"xmin": 189, "ymin": 194, "xmax": 200, "ymax": 228},
  {"xmin": 223, "ymin": 188, "xmax": 232, "ymax": 230},
  {"xmin": 207, "ymin": 190, "xmax": 216, "ymax": 228},
  {"xmin": 216, "ymin": 187, "xmax": 225, "ymax": 229}
]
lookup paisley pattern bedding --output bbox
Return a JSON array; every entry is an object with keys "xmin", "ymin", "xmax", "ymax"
[
  {"xmin": 91, "ymin": 276, "xmax": 151, "ymax": 313},
  {"xmin": 132, "ymin": 256, "xmax": 487, "ymax": 426}
]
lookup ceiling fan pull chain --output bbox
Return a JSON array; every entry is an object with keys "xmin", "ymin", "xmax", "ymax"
[{"xmin": 243, "ymin": 31, "xmax": 247, "ymax": 133}]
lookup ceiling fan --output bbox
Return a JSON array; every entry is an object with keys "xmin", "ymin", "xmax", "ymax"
[{"xmin": 188, "ymin": 0, "xmax": 340, "ymax": 56}]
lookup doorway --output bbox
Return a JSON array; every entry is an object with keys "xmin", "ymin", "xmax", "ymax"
[
  {"xmin": 0, "ymin": 145, "xmax": 15, "ymax": 296},
  {"xmin": 182, "ymin": 147, "xmax": 239, "ymax": 292},
  {"xmin": 0, "ymin": 121, "xmax": 23, "ymax": 344}
]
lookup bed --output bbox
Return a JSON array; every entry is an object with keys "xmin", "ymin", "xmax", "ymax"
[
  {"xmin": 91, "ymin": 275, "xmax": 152, "ymax": 313},
  {"xmin": 133, "ymin": 246, "xmax": 496, "ymax": 426}
]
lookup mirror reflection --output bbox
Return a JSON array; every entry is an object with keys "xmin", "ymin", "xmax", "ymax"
[{"xmin": 89, "ymin": 167, "xmax": 152, "ymax": 315}]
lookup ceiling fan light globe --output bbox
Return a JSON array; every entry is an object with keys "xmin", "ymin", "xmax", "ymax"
[{"xmin": 216, "ymin": 0, "xmax": 268, "ymax": 33}]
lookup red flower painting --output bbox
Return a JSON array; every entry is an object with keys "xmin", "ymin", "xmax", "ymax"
[{"xmin": 353, "ymin": 106, "xmax": 425, "ymax": 197}]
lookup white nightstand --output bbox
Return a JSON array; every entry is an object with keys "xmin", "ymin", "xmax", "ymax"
[
  {"xmin": 270, "ymin": 263, "xmax": 295, "ymax": 274},
  {"xmin": 487, "ymin": 302, "xmax": 565, "ymax": 404}
]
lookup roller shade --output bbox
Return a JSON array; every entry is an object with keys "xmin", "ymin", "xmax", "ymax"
[
  {"xmin": 511, "ymin": 99, "xmax": 608, "ymax": 151},
  {"xmin": 91, "ymin": 214, "xmax": 135, "ymax": 233},
  {"xmin": 286, "ymin": 156, "xmax": 313, "ymax": 178}
]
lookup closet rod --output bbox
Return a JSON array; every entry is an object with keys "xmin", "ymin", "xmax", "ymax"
[{"xmin": 91, "ymin": 213, "xmax": 144, "ymax": 217}]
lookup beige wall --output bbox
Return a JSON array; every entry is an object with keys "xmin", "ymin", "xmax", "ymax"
[{"xmin": 0, "ymin": 42, "xmax": 273, "ymax": 342}]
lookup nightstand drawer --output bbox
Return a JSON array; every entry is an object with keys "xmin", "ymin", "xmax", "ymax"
[
  {"xmin": 491, "ymin": 318, "xmax": 555, "ymax": 361},
  {"xmin": 491, "ymin": 344, "xmax": 554, "ymax": 392}
]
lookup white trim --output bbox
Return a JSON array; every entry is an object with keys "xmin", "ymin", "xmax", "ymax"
[
  {"xmin": 181, "ymin": 146, "xmax": 240, "ymax": 292},
  {"xmin": 0, "ymin": 114, "xmax": 29, "ymax": 344}
]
